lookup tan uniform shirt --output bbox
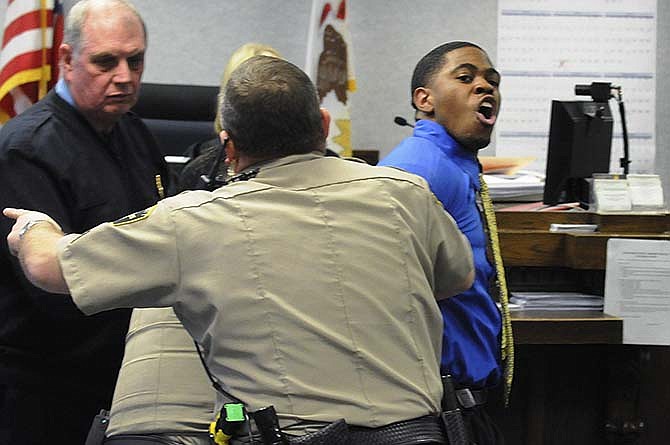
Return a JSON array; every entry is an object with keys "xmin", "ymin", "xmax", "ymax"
[
  {"xmin": 106, "ymin": 307, "xmax": 215, "ymax": 436},
  {"xmin": 59, "ymin": 153, "xmax": 473, "ymax": 429}
]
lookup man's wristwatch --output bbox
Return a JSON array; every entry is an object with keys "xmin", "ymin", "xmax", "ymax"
[{"xmin": 18, "ymin": 219, "xmax": 47, "ymax": 240}]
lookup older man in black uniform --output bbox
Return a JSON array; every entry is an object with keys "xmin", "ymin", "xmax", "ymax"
[{"xmin": 0, "ymin": 1, "xmax": 169, "ymax": 444}]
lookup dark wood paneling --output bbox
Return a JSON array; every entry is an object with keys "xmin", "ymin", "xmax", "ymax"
[{"xmin": 492, "ymin": 210, "xmax": 670, "ymax": 445}]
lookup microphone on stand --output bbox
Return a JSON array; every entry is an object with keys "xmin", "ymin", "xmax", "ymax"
[
  {"xmin": 393, "ymin": 116, "xmax": 414, "ymax": 128},
  {"xmin": 574, "ymin": 82, "xmax": 619, "ymax": 102},
  {"xmin": 574, "ymin": 82, "xmax": 630, "ymax": 174}
]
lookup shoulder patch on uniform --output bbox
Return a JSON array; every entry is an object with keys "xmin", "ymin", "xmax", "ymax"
[{"xmin": 113, "ymin": 205, "xmax": 156, "ymax": 226}]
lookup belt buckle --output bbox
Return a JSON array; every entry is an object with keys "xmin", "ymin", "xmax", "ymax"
[{"xmin": 455, "ymin": 388, "xmax": 477, "ymax": 409}]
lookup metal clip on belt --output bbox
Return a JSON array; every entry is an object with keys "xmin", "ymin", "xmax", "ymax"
[{"xmin": 455, "ymin": 388, "xmax": 488, "ymax": 409}]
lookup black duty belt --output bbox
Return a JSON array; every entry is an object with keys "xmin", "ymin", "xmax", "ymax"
[
  {"xmin": 347, "ymin": 415, "xmax": 446, "ymax": 445},
  {"xmin": 104, "ymin": 435, "xmax": 175, "ymax": 444},
  {"xmin": 233, "ymin": 414, "xmax": 448, "ymax": 445}
]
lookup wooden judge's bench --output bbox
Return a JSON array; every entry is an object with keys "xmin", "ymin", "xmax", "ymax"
[{"xmin": 488, "ymin": 210, "xmax": 670, "ymax": 445}]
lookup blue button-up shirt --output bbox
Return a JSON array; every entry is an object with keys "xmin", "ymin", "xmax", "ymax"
[
  {"xmin": 379, "ymin": 119, "xmax": 502, "ymax": 388},
  {"xmin": 55, "ymin": 78, "xmax": 75, "ymax": 106}
]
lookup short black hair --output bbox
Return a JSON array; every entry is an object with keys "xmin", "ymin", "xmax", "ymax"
[
  {"xmin": 221, "ymin": 55, "xmax": 325, "ymax": 158},
  {"xmin": 410, "ymin": 41, "xmax": 485, "ymax": 110}
]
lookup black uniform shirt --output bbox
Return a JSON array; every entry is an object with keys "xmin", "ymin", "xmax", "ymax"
[{"xmin": 0, "ymin": 90, "xmax": 170, "ymax": 388}]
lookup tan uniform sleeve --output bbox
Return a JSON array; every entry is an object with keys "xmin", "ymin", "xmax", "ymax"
[
  {"xmin": 58, "ymin": 203, "xmax": 180, "ymax": 315},
  {"xmin": 426, "ymin": 192, "xmax": 474, "ymax": 298}
]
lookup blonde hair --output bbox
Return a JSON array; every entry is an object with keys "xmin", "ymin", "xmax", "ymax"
[{"xmin": 215, "ymin": 43, "xmax": 282, "ymax": 133}]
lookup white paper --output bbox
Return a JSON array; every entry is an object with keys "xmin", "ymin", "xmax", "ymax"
[
  {"xmin": 484, "ymin": 170, "xmax": 545, "ymax": 201},
  {"xmin": 511, "ymin": 292, "xmax": 603, "ymax": 311},
  {"xmin": 627, "ymin": 174, "xmax": 665, "ymax": 209},
  {"xmin": 496, "ymin": 1, "xmax": 657, "ymax": 175},
  {"xmin": 604, "ymin": 238, "xmax": 670, "ymax": 345},
  {"xmin": 593, "ymin": 178, "xmax": 632, "ymax": 212},
  {"xmin": 549, "ymin": 224, "xmax": 598, "ymax": 233}
]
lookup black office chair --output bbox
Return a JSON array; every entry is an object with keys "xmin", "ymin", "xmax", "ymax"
[{"xmin": 132, "ymin": 83, "xmax": 219, "ymax": 159}]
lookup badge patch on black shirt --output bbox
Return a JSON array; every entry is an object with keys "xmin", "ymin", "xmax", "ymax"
[{"xmin": 113, "ymin": 205, "xmax": 156, "ymax": 226}]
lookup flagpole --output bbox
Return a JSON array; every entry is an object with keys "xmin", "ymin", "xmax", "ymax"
[
  {"xmin": 39, "ymin": 0, "xmax": 49, "ymax": 98},
  {"xmin": 304, "ymin": 0, "xmax": 320, "ymax": 80}
]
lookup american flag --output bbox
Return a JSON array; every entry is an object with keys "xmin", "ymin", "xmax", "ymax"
[{"xmin": 0, "ymin": 0, "xmax": 63, "ymax": 124}]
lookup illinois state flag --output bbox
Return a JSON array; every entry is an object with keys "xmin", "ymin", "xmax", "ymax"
[
  {"xmin": 0, "ymin": 0, "xmax": 63, "ymax": 124},
  {"xmin": 305, "ymin": 0, "xmax": 356, "ymax": 156}
]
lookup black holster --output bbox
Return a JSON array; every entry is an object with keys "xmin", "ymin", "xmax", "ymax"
[
  {"xmin": 84, "ymin": 409, "xmax": 110, "ymax": 445},
  {"xmin": 248, "ymin": 406, "xmax": 349, "ymax": 445},
  {"xmin": 441, "ymin": 375, "xmax": 468, "ymax": 445}
]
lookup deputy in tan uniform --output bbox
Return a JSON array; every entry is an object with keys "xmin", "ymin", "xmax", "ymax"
[
  {"xmin": 5, "ymin": 56, "xmax": 474, "ymax": 445},
  {"xmin": 97, "ymin": 43, "xmax": 286, "ymax": 445},
  {"xmin": 103, "ymin": 307, "xmax": 215, "ymax": 444}
]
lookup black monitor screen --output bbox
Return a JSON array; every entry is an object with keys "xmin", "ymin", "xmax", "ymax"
[{"xmin": 543, "ymin": 100, "xmax": 613, "ymax": 205}]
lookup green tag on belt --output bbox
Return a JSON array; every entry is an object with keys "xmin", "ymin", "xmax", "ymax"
[{"xmin": 224, "ymin": 403, "xmax": 246, "ymax": 422}]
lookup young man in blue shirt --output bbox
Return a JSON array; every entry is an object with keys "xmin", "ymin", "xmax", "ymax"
[{"xmin": 379, "ymin": 41, "xmax": 505, "ymax": 444}]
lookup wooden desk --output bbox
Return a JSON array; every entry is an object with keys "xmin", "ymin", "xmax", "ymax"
[
  {"xmin": 497, "ymin": 211, "xmax": 670, "ymax": 269},
  {"xmin": 512, "ymin": 310, "xmax": 622, "ymax": 344},
  {"xmin": 490, "ymin": 210, "xmax": 670, "ymax": 445},
  {"xmin": 498, "ymin": 210, "xmax": 670, "ymax": 344}
]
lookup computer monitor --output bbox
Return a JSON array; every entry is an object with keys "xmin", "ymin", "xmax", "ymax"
[{"xmin": 542, "ymin": 100, "xmax": 613, "ymax": 206}]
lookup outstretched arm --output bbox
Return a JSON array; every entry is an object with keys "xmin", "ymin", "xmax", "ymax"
[{"xmin": 4, "ymin": 207, "xmax": 70, "ymax": 294}]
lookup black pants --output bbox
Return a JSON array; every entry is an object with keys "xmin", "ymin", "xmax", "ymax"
[
  {"xmin": 0, "ymin": 380, "xmax": 113, "ymax": 445},
  {"xmin": 462, "ymin": 405, "xmax": 505, "ymax": 445}
]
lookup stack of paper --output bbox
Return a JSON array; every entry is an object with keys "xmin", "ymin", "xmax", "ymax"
[
  {"xmin": 484, "ymin": 170, "xmax": 545, "ymax": 202},
  {"xmin": 510, "ymin": 292, "xmax": 604, "ymax": 311}
]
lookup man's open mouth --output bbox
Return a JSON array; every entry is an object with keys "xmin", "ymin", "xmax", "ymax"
[
  {"xmin": 479, "ymin": 102, "xmax": 494, "ymax": 119},
  {"xmin": 476, "ymin": 102, "xmax": 497, "ymax": 126}
]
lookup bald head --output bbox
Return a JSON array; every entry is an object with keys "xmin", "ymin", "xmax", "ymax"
[
  {"xmin": 60, "ymin": 0, "xmax": 147, "ymax": 132},
  {"xmin": 64, "ymin": 0, "xmax": 146, "ymax": 56}
]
